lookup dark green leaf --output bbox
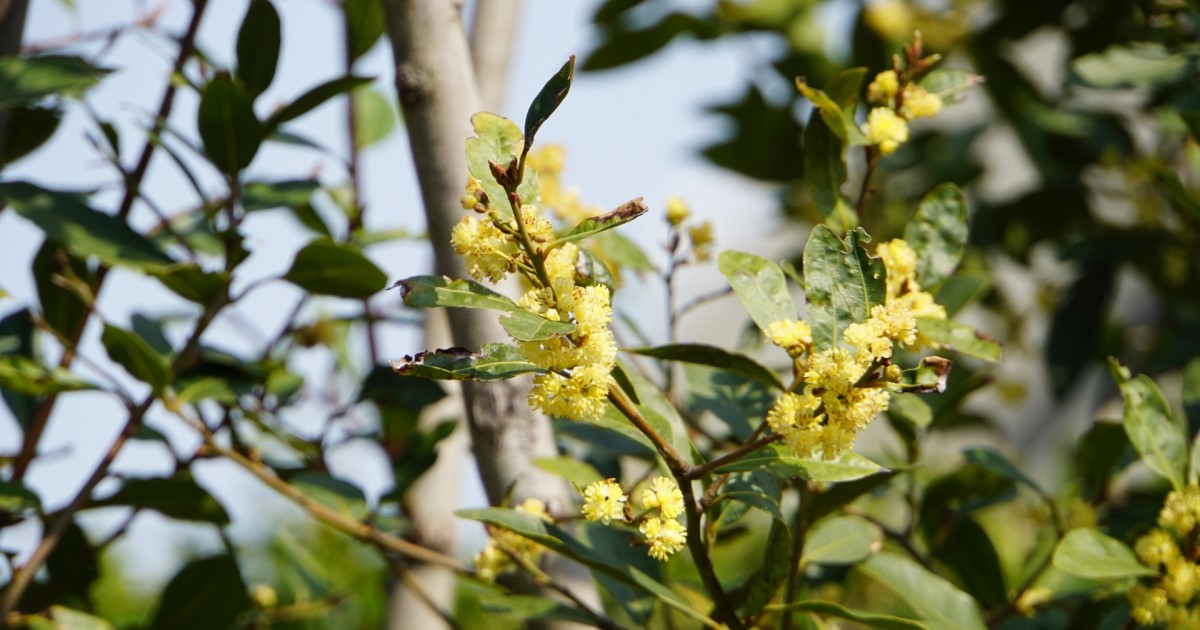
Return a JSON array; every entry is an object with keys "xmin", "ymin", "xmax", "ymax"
[
  {"xmin": 390, "ymin": 343, "xmax": 546, "ymax": 381},
  {"xmin": 1113, "ymin": 365, "xmax": 1187, "ymax": 491},
  {"xmin": 523, "ymin": 56, "xmax": 575, "ymax": 157},
  {"xmin": 0, "ymin": 55, "xmax": 109, "ymax": 107},
  {"xmin": 90, "ymin": 475, "xmax": 229, "ymax": 524},
  {"xmin": 266, "ymin": 75, "xmax": 372, "ymax": 129},
  {"xmin": 0, "ymin": 480, "xmax": 41, "ymax": 515},
  {"xmin": 858, "ymin": 552, "xmax": 986, "ymax": 630},
  {"xmin": 917, "ymin": 317, "xmax": 1001, "ymax": 362},
  {"xmin": 1052, "ymin": 528, "xmax": 1157, "ymax": 580},
  {"xmin": 391, "ymin": 419, "xmax": 458, "ymax": 496},
  {"xmin": 1, "ymin": 105, "xmax": 62, "ymax": 165},
  {"xmin": 803, "ymin": 515, "xmax": 881, "ymax": 565},
  {"xmin": 353, "ymin": 87, "xmax": 396, "ymax": 149},
  {"xmin": 685, "ymin": 363, "xmax": 774, "ymax": 441},
  {"xmin": 344, "ymin": 0, "xmax": 385, "ymax": 60},
  {"xmin": 0, "ymin": 355, "xmax": 96, "ymax": 396},
  {"xmin": 33, "ymin": 241, "xmax": 92, "ymax": 338},
  {"xmin": 701, "ymin": 84, "xmax": 805, "ymax": 181},
  {"xmin": 197, "ymin": 74, "xmax": 262, "ymax": 173},
  {"xmin": 1075, "ymin": 421, "xmax": 1132, "ymax": 502},
  {"xmin": 1182, "ymin": 358, "xmax": 1200, "ymax": 438},
  {"xmin": 46, "ymin": 521, "xmax": 98, "ymax": 603},
  {"xmin": 767, "ymin": 600, "xmax": 929, "ymax": 630},
  {"xmin": 235, "ymin": 0, "xmax": 281, "ymax": 98},
  {"xmin": 718, "ymin": 250, "xmax": 797, "ymax": 334},
  {"xmin": 101, "ymin": 324, "xmax": 172, "ymax": 394},
  {"xmin": 717, "ymin": 445, "xmax": 886, "ymax": 482},
  {"xmin": 150, "ymin": 264, "xmax": 229, "ymax": 305},
  {"xmin": 807, "ymin": 471, "xmax": 897, "ymax": 523},
  {"xmin": 903, "ymin": 184, "xmax": 968, "ymax": 291},
  {"xmin": 929, "ymin": 518, "xmax": 1008, "ymax": 610},
  {"xmin": 627, "ymin": 343, "xmax": 783, "ymax": 390},
  {"xmin": 0, "ymin": 182, "xmax": 174, "ymax": 270},
  {"xmin": 242, "ymin": 179, "xmax": 319, "ymax": 211},
  {"xmin": 0, "ymin": 309, "xmax": 40, "ymax": 428},
  {"xmin": 803, "ymin": 226, "xmax": 886, "ymax": 351},
  {"xmin": 713, "ymin": 469, "xmax": 783, "ymax": 524},
  {"xmin": 962, "ymin": 447, "xmax": 1042, "ymax": 494},
  {"xmin": 735, "ymin": 519, "xmax": 791, "ymax": 615},
  {"xmin": 554, "ymin": 197, "xmax": 647, "ymax": 246},
  {"xmin": 150, "ymin": 555, "xmax": 251, "ymax": 630},
  {"xmin": 284, "ymin": 238, "xmax": 387, "ymax": 299},
  {"xmin": 396, "ymin": 275, "xmax": 518, "ymax": 311},
  {"xmin": 619, "ymin": 361, "xmax": 695, "ymax": 463},
  {"xmin": 804, "ymin": 114, "xmax": 854, "ymax": 228},
  {"xmin": 358, "ymin": 364, "xmax": 446, "ymax": 409}
]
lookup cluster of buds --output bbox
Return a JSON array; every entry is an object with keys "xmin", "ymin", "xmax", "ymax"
[
  {"xmin": 1129, "ymin": 486, "xmax": 1200, "ymax": 626},
  {"xmin": 472, "ymin": 498, "xmax": 553, "ymax": 582},
  {"xmin": 763, "ymin": 238, "xmax": 947, "ymax": 460},
  {"xmin": 580, "ymin": 477, "xmax": 688, "ymax": 561},
  {"xmin": 862, "ymin": 32, "xmax": 948, "ymax": 156},
  {"xmin": 664, "ymin": 196, "xmax": 714, "ymax": 263}
]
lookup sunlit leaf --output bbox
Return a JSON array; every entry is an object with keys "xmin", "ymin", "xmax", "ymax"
[
  {"xmin": 858, "ymin": 552, "xmax": 986, "ymax": 630},
  {"xmin": 718, "ymin": 250, "xmax": 797, "ymax": 335},
  {"xmin": 803, "ymin": 515, "xmax": 882, "ymax": 565},
  {"xmin": 917, "ymin": 317, "xmax": 1001, "ymax": 362},
  {"xmin": 803, "ymin": 226, "xmax": 886, "ymax": 351},
  {"xmin": 1111, "ymin": 359, "xmax": 1187, "ymax": 491},
  {"xmin": 903, "ymin": 184, "xmax": 968, "ymax": 291},
  {"xmin": 1052, "ymin": 528, "xmax": 1157, "ymax": 580}
]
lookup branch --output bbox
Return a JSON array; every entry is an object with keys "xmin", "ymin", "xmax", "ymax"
[{"xmin": 469, "ymin": 0, "xmax": 524, "ymax": 112}]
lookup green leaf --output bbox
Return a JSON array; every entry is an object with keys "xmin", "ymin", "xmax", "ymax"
[
  {"xmin": 626, "ymin": 343, "xmax": 783, "ymax": 390},
  {"xmin": 89, "ymin": 475, "xmax": 229, "ymax": 524},
  {"xmin": 803, "ymin": 515, "xmax": 882, "ymax": 565},
  {"xmin": 235, "ymin": 0, "xmax": 280, "ymax": 98},
  {"xmin": 858, "ymin": 552, "xmax": 987, "ymax": 630},
  {"xmin": 457, "ymin": 507, "xmax": 716, "ymax": 626},
  {"xmin": 25, "ymin": 606, "xmax": 114, "ymax": 630},
  {"xmin": 1183, "ymin": 358, "xmax": 1200, "ymax": 437},
  {"xmin": 266, "ymin": 75, "xmax": 373, "ymax": 130},
  {"xmin": 292, "ymin": 471, "xmax": 368, "ymax": 519},
  {"xmin": 807, "ymin": 471, "xmax": 898, "ymax": 523},
  {"xmin": 888, "ymin": 393, "xmax": 933, "ymax": 433},
  {"xmin": 533, "ymin": 456, "xmax": 603, "ymax": 488},
  {"xmin": 498, "ymin": 310, "xmax": 577, "ymax": 341},
  {"xmin": 735, "ymin": 519, "xmax": 791, "ymax": 615},
  {"xmin": 197, "ymin": 74, "xmax": 262, "ymax": 173},
  {"xmin": 1, "ymin": 105, "xmax": 63, "ymax": 165},
  {"xmin": 1075, "ymin": 421, "xmax": 1132, "ymax": 502},
  {"xmin": 150, "ymin": 555, "xmax": 251, "ymax": 630},
  {"xmin": 619, "ymin": 361, "xmax": 696, "ymax": 463},
  {"xmin": 0, "ymin": 355, "xmax": 96, "ymax": 396},
  {"xmin": 0, "ymin": 55, "xmax": 109, "ymax": 107},
  {"xmin": 33, "ymin": 241, "xmax": 93, "ymax": 338},
  {"xmin": 554, "ymin": 197, "xmax": 647, "ymax": 246},
  {"xmin": 962, "ymin": 447, "xmax": 1042, "ymax": 495},
  {"xmin": 523, "ymin": 56, "xmax": 575, "ymax": 159},
  {"xmin": 804, "ymin": 114, "xmax": 854, "ymax": 228},
  {"xmin": 46, "ymin": 521, "xmax": 98, "ymax": 601},
  {"xmin": 929, "ymin": 518, "xmax": 1008, "ymax": 610},
  {"xmin": 344, "ymin": 0, "xmax": 384, "ymax": 60},
  {"xmin": 150, "ymin": 264, "xmax": 230, "ymax": 305},
  {"xmin": 101, "ymin": 324, "xmax": 172, "ymax": 394},
  {"xmin": 0, "ymin": 309, "xmax": 40, "ymax": 428},
  {"xmin": 933, "ymin": 272, "xmax": 992, "ymax": 317},
  {"xmin": 353, "ymin": 87, "xmax": 396, "ymax": 149},
  {"xmin": 685, "ymin": 363, "xmax": 774, "ymax": 441},
  {"xmin": 594, "ymin": 231, "xmax": 657, "ymax": 273},
  {"xmin": 390, "ymin": 343, "xmax": 546, "ymax": 381},
  {"xmin": 717, "ymin": 445, "xmax": 887, "ymax": 482},
  {"xmin": 0, "ymin": 182, "xmax": 174, "ymax": 271},
  {"xmin": 395, "ymin": 275, "xmax": 571, "ymax": 340},
  {"xmin": 718, "ymin": 250, "xmax": 797, "ymax": 335},
  {"xmin": 0, "ymin": 480, "xmax": 41, "ymax": 515},
  {"xmin": 465, "ymin": 112, "xmax": 539, "ymax": 221},
  {"xmin": 1052, "ymin": 528, "xmax": 1158, "ymax": 580},
  {"xmin": 803, "ymin": 226, "xmax": 886, "ymax": 351},
  {"xmin": 713, "ymin": 469, "xmax": 783, "ymax": 523},
  {"xmin": 359, "ymin": 363, "xmax": 446, "ymax": 411},
  {"xmin": 1112, "ymin": 362, "xmax": 1187, "ymax": 491},
  {"xmin": 903, "ymin": 184, "xmax": 968, "ymax": 290},
  {"xmin": 1070, "ymin": 43, "xmax": 1192, "ymax": 89},
  {"xmin": 766, "ymin": 600, "xmax": 928, "ymax": 630},
  {"xmin": 896, "ymin": 356, "xmax": 953, "ymax": 393},
  {"xmin": 795, "ymin": 79, "xmax": 868, "ymax": 145},
  {"xmin": 242, "ymin": 178, "xmax": 319, "ymax": 211},
  {"xmin": 284, "ymin": 238, "xmax": 387, "ymax": 299},
  {"xmin": 916, "ymin": 317, "xmax": 1001, "ymax": 362},
  {"xmin": 918, "ymin": 68, "xmax": 981, "ymax": 101}
]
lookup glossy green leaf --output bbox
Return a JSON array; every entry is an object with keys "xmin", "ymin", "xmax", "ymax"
[
  {"xmin": 284, "ymin": 239, "xmax": 387, "ymax": 299},
  {"xmin": 0, "ymin": 55, "xmax": 108, "ymax": 107},
  {"xmin": 1052, "ymin": 528, "xmax": 1157, "ymax": 580},
  {"xmin": 456, "ymin": 507, "xmax": 716, "ymax": 626},
  {"xmin": 266, "ymin": 75, "xmax": 372, "ymax": 129},
  {"xmin": 198, "ymin": 74, "xmax": 262, "ymax": 173},
  {"xmin": 101, "ymin": 324, "xmax": 172, "ymax": 394},
  {"xmin": 292, "ymin": 471, "xmax": 368, "ymax": 519},
  {"xmin": 390, "ymin": 343, "xmax": 546, "ymax": 381},
  {"xmin": 858, "ymin": 552, "xmax": 986, "ymax": 630},
  {"xmin": 150, "ymin": 555, "xmax": 251, "ymax": 630},
  {"xmin": 0, "ymin": 480, "xmax": 41, "ymax": 515},
  {"xmin": 0, "ymin": 182, "xmax": 173, "ymax": 271},
  {"xmin": 796, "ymin": 79, "xmax": 868, "ymax": 145},
  {"xmin": 803, "ymin": 515, "xmax": 882, "ymax": 565},
  {"xmin": 523, "ymin": 56, "xmax": 575, "ymax": 158},
  {"xmin": 235, "ymin": 0, "xmax": 280, "ymax": 98},
  {"xmin": 150, "ymin": 264, "xmax": 230, "ymax": 305},
  {"xmin": 554, "ymin": 197, "xmax": 647, "ymax": 246},
  {"xmin": 903, "ymin": 184, "xmax": 968, "ymax": 290},
  {"xmin": 590, "ymin": 402, "xmax": 658, "ymax": 454},
  {"xmin": 0, "ymin": 355, "xmax": 96, "ymax": 396},
  {"xmin": 803, "ymin": 226, "xmax": 886, "ymax": 351},
  {"xmin": 465, "ymin": 112, "xmax": 539, "ymax": 221},
  {"xmin": 916, "ymin": 317, "xmax": 1001, "ymax": 361},
  {"xmin": 929, "ymin": 518, "xmax": 1007, "ymax": 609},
  {"xmin": 626, "ymin": 343, "xmax": 783, "ymax": 390},
  {"xmin": 344, "ymin": 0, "xmax": 384, "ymax": 60},
  {"xmin": 533, "ymin": 456, "xmax": 603, "ymax": 488},
  {"xmin": 766, "ymin": 600, "xmax": 928, "ymax": 629},
  {"xmin": 497, "ymin": 311, "xmax": 577, "ymax": 341},
  {"xmin": 33, "ymin": 241, "xmax": 92, "ymax": 338},
  {"xmin": 718, "ymin": 250, "xmax": 797, "ymax": 335},
  {"xmin": 717, "ymin": 445, "xmax": 886, "ymax": 482},
  {"xmin": 89, "ymin": 475, "xmax": 229, "ymax": 524},
  {"xmin": 1112, "ymin": 361, "xmax": 1187, "ymax": 491},
  {"xmin": 1, "ymin": 105, "xmax": 63, "ymax": 165},
  {"xmin": 353, "ymin": 87, "xmax": 396, "ymax": 149}
]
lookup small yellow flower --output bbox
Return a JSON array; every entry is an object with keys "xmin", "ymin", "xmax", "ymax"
[
  {"xmin": 1136, "ymin": 529, "xmax": 1181, "ymax": 569},
  {"xmin": 900, "ymin": 84, "xmax": 943, "ymax": 120},
  {"xmin": 1159, "ymin": 485, "xmax": 1200, "ymax": 535},
  {"xmin": 867, "ymin": 70, "xmax": 900, "ymax": 104},
  {"xmin": 766, "ymin": 319, "xmax": 812, "ymax": 355},
  {"xmin": 641, "ymin": 477, "xmax": 685, "ymax": 520},
  {"xmin": 640, "ymin": 516, "xmax": 687, "ymax": 561},
  {"xmin": 863, "ymin": 107, "xmax": 909, "ymax": 156},
  {"xmin": 687, "ymin": 221, "xmax": 714, "ymax": 261},
  {"xmin": 473, "ymin": 541, "xmax": 512, "ymax": 583},
  {"xmin": 473, "ymin": 498, "xmax": 552, "ymax": 582},
  {"xmin": 665, "ymin": 196, "xmax": 691, "ymax": 226},
  {"xmin": 581, "ymin": 479, "xmax": 627, "ymax": 525}
]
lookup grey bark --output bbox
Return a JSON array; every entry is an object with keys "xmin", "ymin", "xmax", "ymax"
[{"xmin": 470, "ymin": 0, "xmax": 523, "ymax": 113}]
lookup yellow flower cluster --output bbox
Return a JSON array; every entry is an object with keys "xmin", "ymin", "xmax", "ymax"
[
  {"xmin": 877, "ymin": 238, "xmax": 946, "ymax": 344},
  {"xmin": 580, "ymin": 477, "xmax": 687, "ymax": 561},
  {"xmin": 1130, "ymin": 486, "xmax": 1200, "ymax": 627},
  {"xmin": 473, "ymin": 498, "xmax": 553, "ymax": 583},
  {"xmin": 862, "ymin": 61, "xmax": 944, "ymax": 156},
  {"xmin": 864, "ymin": 107, "xmax": 909, "ymax": 156},
  {"xmin": 526, "ymin": 145, "xmax": 600, "ymax": 226},
  {"xmin": 766, "ymin": 319, "xmax": 812, "ymax": 357}
]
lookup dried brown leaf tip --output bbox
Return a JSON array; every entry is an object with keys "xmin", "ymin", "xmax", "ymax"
[
  {"xmin": 390, "ymin": 347, "xmax": 475, "ymax": 375},
  {"xmin": 606, "ymin": 197, "xmax": 648, "ymax": 222}
]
